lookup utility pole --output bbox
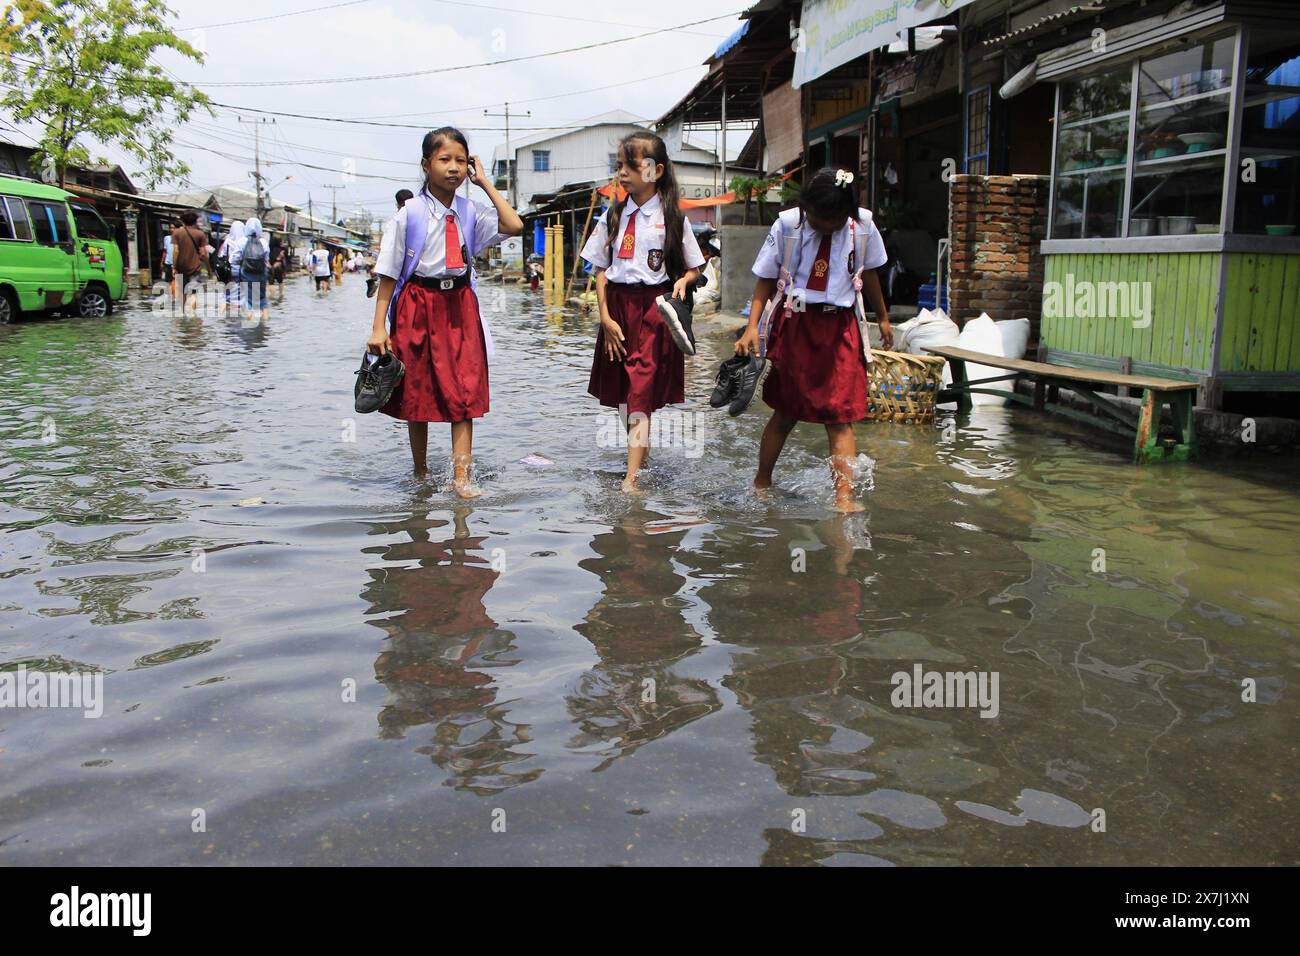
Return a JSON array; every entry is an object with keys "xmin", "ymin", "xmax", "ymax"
[
  {"xmin": 321, "ymin": 183, "xmax": 343, "ymax": 225},
  {"xmin": 720, "ymin": 79, "xmax": 728, "ymax": 197},
  {"xmin": 308, "ymin": 194, "xmax": 314, "ymax": 235},
  {"xmin": 485, "ymin": 102, "xmax": 529, "ymax": 208},
  {"xmin": 238, "ymin": 116, "xmax": 276, "ymax": 217}
]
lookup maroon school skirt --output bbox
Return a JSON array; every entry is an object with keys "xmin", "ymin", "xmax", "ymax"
[
  {"xmin": 381, "ymin": 282, "xmax": 489, "ymax": 423},
  {"xmin": 762, "ymin": 303, "xmax": 869, "ymax": 424},
  {"xmin": 588, "ymin": 281, "xmax": 684, "ymax": 416}
]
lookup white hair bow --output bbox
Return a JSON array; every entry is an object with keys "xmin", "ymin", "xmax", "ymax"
[{"xmin": 835, "ymin": 169, "xmax": 855, "ymax": 187}]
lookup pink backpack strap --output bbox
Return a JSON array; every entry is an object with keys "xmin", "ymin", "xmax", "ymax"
[
  {"xmin": 849, "ymin": 218, "xmax": 872, "ymax": 364},
  {"xmin": 758, "ymin": 218, "xmax": 801, "ymax": 358}
]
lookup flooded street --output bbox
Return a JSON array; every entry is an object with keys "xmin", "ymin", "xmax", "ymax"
[{"xmin": 1, "ymin": 278, "xmax": 1296, "ymax": 866}]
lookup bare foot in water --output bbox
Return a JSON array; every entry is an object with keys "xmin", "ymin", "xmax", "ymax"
[
  {"xmin": 621, "ymin": 476, "xmax": 642, "ymax": 495},
  {"xmin": 413, "ymin": 467, "xmax": 429, "ymax": 480},
  {"xmin": 753, "ymin": 477, "xmax": 773, "ymax": 501},
  {"xmin": 833, "ymin": 494, "xmax": 865, "ymax": 514},
  {"xmin": 453, "ymin": 472, "xmax": 481, "ymax": 499}
]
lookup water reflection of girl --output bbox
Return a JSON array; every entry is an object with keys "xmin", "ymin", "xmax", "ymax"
[
  {"xmin": 362, "ymin": 507, "xmax": 538, "ymax": 793},
  {"xmin": 569, "ymin": 514, "xmax": 720, "ymax": 770},
  {"xmin": 698, "ymin": 517, "xmax": 872, "ymax": 796}
]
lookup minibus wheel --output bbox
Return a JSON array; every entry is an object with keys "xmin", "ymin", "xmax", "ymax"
[{"xmin": 77, "ymin": 286, "xmax": 111, "ymax": 318}]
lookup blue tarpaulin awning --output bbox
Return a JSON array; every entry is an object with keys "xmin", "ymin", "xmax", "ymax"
[{"xmin": 713, "ymin": 20, "xmax": 750, "ymax": 60}]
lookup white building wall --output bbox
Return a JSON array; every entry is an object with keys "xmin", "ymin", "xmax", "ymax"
[{"xmin": 514, "ymin": 123, "xmax": 647, "ymax": 208}]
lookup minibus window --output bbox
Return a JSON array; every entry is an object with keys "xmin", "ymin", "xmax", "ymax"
[
  {"xmin": 27, "ymin": 200, "xmax": 70, "ymax": 245},
  {"xmin": 71, "ymin": 203, "xmax": 110, "ymax": 240},
  {"xmin": 0, "ymin": 196, "xmax": 14, "ymax": 240},
  {"xmin": 6, "ymin": 197, "xmax": 32, "ymax": 240},
  {"xmin": 28, "ymin": 201, "xmax": 55, "ymax": 243}
]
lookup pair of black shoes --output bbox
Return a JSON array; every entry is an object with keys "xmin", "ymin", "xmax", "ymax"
[
  {"xmin": 710, "ymin": 352, "xmax": 769, "ymax": 416},
  {"xmin": 365, "ymin": 275, "xmax": 378, "ymax": 298},
  {"xmin": 354, "ymin": 351, "xmax": 405, "ymax": 413}
]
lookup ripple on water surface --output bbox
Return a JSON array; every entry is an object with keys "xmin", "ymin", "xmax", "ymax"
[{"xmin": 0, "ymin": 287, "xmax": 1296, "ymax": 865}]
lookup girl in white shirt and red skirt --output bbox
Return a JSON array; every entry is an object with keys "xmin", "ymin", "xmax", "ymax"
[
  {"xmin": 581, "ymin": 132, "xmax": 706, "ymax": 494},
  {"xmin": 737, "ymin": 167, "xmax": 894, "ymax": 513},
  {"xmin": 368, "ymin": 127, "xmax": 524, "ymax": 497}
]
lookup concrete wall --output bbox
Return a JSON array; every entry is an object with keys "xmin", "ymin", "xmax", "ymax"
[{"xmin": 719, "ymin": 224, "xmax": 770, "ymax": 312}]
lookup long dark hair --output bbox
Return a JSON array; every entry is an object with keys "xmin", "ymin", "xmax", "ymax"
[
  {"xmin": 420, "ymin": 126, "xmax": 470, "ymax": 194},
  {"xmin": 798, "ymin": 167, "xmax": 864, "ymax": 230},
  {"xmin": 604, "ymin": 132, "xmax": 685, "ymax": 280}
]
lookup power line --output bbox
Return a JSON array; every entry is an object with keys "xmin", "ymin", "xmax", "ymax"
[
  {"xmin": 170, "ymin": 136, "xmax": 411, "ymax": 182},
  {"xmin": 180, "ymin": 0, "xmax": 730, "ymax": 38},
  {"xmin": 181, "ymin": 11, "xmax": 743, "ymax": 88},
  {"xmin": 183, "ymin": 118, "xmax": 416, "ymax": 165},
  {"xmin": 422, "ymin": 0, "xmax": 731, "ymax": 36},
  {"xmin": 210, "ymin": 102, "xmax": 651, "ymax": 132},
  {"xmin": 211, "ymin": 65, "xmax": 702, "ymax": 126},
  {"xmin": 177, "ymin": 0, "xmax": 372, "ymax": 32}
]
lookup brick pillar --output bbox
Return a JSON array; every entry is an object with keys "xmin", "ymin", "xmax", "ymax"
[{"xmin": 947, "ymin": 174, "xmax": 1049, "ymax": 340}]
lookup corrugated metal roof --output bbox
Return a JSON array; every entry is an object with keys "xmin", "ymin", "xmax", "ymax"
[{"xmin": 981, "ymin": 2, "xmax": 1108, "ymax": 46}]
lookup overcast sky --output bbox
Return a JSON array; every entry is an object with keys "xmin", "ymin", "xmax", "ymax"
[{"xmin": 37, "ymin": 0, "xmax": 750, "ymax": 221}]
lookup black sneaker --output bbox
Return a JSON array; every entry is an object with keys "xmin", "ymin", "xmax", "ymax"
[
  {"xmin": 728, "ymin": 354, "xmax": 771, "ymax": 417},
  {"xmin": 656, "ymin": 294, "xmax": 695, "ymax": 355},
  {"xmin": 354, "ymin": 351, "xmax": 405, "ymax": 414},
  {"xmin": 709, "ymin": 354, "xmax": 748, "ymax": 408},
  {"xmin": 365, "ymin": 275, "xmax": 378, "ymax": 298}
]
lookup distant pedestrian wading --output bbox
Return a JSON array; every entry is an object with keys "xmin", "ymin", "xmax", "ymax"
[{"xmin": 169, "ymin": 210, "xmax": 211, "ymax": 316}]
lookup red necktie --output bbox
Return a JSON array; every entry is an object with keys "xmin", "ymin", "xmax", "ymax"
[
  {"xmin": 445, "ymin": 212, "xmax": 465, "ymax": 270},
  {"xmin": 617, "ymin": 207, "xmax": 636, "ymax": 259},
  {"xmin": 806, "ymin": 232, "xmax": 833, "ymax": 292}
]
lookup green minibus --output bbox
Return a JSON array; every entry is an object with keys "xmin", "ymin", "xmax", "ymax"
[{"xmin": 0, "ymin": 174, "xmax": 127, "ymax": 322}]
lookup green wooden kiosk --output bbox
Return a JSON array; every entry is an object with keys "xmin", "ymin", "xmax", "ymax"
[{"xmin": 1035, "ymin": 3, "xmax": 1300, "ymax": 409}]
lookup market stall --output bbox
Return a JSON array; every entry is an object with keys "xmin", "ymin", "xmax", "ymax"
[{"xmin": 1037, "ymin": 2, "xmax": 1300, "ymax": 408}]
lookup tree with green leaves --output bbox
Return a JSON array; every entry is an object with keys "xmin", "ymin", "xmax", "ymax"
[
  {"xmin": 728, "ymin": 174, "xmax": 783, "ymax": 225},
  {"xmin": 0, "ymin": 0, "xmax": 211, "ymax": 188}
]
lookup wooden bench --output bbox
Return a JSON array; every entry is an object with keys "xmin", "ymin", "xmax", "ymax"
[{"xmin": 923, "ymin": 345, "xmax": 1198, "ymax": 464}]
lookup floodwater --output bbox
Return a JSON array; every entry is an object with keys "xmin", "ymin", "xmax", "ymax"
[{"xmin": 1, "ymin": 278, "xmax": 1295, "ymax": 866}]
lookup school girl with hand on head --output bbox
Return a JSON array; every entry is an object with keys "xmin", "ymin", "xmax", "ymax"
[
  {"xmin": 367, "ymin": 126, "xmax": 523, "ymax": 498},
  {"xmin": 581, "ymin": 131, "xmax": 706, "ymax": 494},
  {"xmin": 735, "ymin": 167, "xmax": 893, "ymax": 513}
]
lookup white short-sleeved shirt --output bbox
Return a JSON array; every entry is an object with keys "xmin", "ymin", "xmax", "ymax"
[
  {"xmin": 580, "ymin": 193, "xmax": 706, "ymax": 284},
  {"xmin": 374, "ymin": 193, "xmax": 505, "ymax": 280},
  {"xmin": 163, "ymin": 234, "xmax": 173, "ymax": 265},
  {"xmin": 752, "ymin": 207, "xmax": 888, "ymax": 308},
  {"xmin": 309, "ymin": 249, "xmax": 331, "ymax": 276}
]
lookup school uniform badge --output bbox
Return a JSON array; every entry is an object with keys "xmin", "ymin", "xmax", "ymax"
[{"xmin": 647, "ymin": 248, "xmax": 664, "ymax": 271}]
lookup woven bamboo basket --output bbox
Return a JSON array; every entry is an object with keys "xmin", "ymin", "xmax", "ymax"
[{"xmin": 865, "ymin": 349, "xmax": 947, "ymax": 423}]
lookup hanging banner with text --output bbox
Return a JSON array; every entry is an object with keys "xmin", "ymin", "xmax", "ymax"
[{"xmin": 793, "ymin": 0, "xmax": 977, "ymax": 88}]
